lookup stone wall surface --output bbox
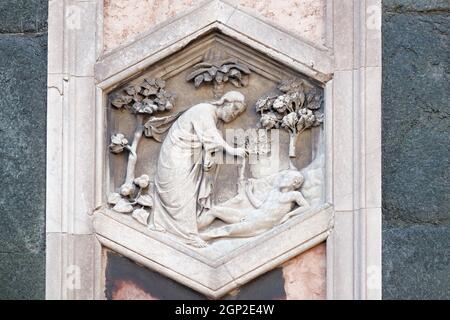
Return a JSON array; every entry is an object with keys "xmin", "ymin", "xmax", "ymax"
[
  {"xmin": 382, "ymin": 0, "xmax": 450, "ymax": 299},
  {"xmin": 0, "ymin": 0, "xmax": 47, "ymax": 299},
  {"xmin": 103, "ymin": 0, "xmax": 326, "ymax": 52}
]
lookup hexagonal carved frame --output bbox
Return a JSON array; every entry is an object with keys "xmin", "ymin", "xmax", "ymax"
[
  {"xmin": 46, "ymin": 0, "xmax": 381, "ymax": 300},
  {"xmin": 93, "ymin": 1, "xmax": 334, "ymax": 299}
]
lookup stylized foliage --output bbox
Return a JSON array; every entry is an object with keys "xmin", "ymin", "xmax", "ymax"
[
  {"xmin": 186, "ymin": 49, "xmax": 251, "ymax": 98},
  {"xmin": 255, "ymin": 79, "xmax": 324, "ymax": 157},
  {"xmin": 108, "ymin": 78, "xmax": 176, "ymax": 224},
  {"xmin": 186, "ymin": 58, "xmax": 251, "ymax": 88},
  {"xmin": 110, "ymin": 78, "xmax": 175, "ymax": 115}
]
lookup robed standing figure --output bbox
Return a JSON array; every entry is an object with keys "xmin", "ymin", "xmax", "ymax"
[{"xmin": 149, "ymin": 91, "xmax": 247, "ymax": 247}]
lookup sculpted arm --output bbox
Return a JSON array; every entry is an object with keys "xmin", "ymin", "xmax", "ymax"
[
  {"xmin": 293, "ymin": 191, "xmax": 309, "ymax": 208},
  {"xmin": 245, "ymin": 181, "xmax": 263, "ymax": 208},
  {"xmin": 279, "ymin": 191, "xmax": 310, "ymax": 224},
  {"xmin": 192, "ymin": 114, "xmax": 245, "ymax": 157}
]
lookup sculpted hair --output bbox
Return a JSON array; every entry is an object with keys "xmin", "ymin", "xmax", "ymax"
[{"xmin": 211, "ymin": 91, "xmax": 246, "ymax": 106}]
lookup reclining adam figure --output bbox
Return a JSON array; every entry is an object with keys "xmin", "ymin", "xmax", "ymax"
[{"xmin": 198, "ymin": 170, "xmax": 310, "ymax": 240}]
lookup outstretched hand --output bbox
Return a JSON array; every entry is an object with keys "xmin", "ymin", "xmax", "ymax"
[{"xmin": 233, "ymin": 147, "xmax": 248, "ymax": 158}]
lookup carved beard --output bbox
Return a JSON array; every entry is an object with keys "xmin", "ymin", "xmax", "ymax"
[
  {"xmin": 221, "ymin": 112, "xmax": 234, "ymax": 123},
  {"xmin": 220, "ymin": 103, "xmax": 236, "ymax": 123}
]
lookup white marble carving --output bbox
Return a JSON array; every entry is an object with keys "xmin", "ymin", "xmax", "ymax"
[
  {"xmin": 107, "ymin": 78, "xmax": 176, "ymax": 224},
  {"xmin": 106, "ymin": 78, "xmax": 324, "ymax": 247},
  {"xmin": 186, "ymin": 49, "xmax": 251, "ymax": 98},
  {"xmin": 198, "ymin": 170, "xmax": 310, "ymax": 240},
  {"xmin": 149, "ymin": 91, "xmax": 247, "ymax": 247},
  {"xmin": 256, "ymin": 79, "xmax": 324, "ymax": 158}
]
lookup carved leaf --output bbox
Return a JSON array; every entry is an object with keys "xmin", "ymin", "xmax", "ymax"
[
  {"xmin": 109, "ymin": 144, "xmax": 124, "ymax": 153},
  {"xmin": 113, "ymin": 199, "xmax": 133, "ymax": 213},
  {"xmin": 203, "ymin": 73, "xmax": 213, "ymax": 82},
  {"xmin": 229, "ymin": 78, "xmax": 242, "ymax": 88},
  {"xmin": 132, "ymin": 208, "xmax": 150, "ymax": 225},
  {"xmin": 109, "ymin": 133, "xmax": 128, "ymax": 154},
  {"xmin": 120, "ymin": 183, "xmax": 136, "ymax": 197},
  {"xmin": 165, "ymin": 101, "xmax": 174, "ymax": 110},
  {"xmin": 260, "ymin": 112, "xmax": 279, "ymax": 129},
  {"xmin": 144, "ymin": 78, "xmax": 157, "ymax": 86},
  {"xmin": 229, "ymin": 69, "xmax": 242, "ymax": 79},
  {"xmin": 111, "ymin": 133, "xmax": 128, "ymax": 145},
  {"xmin": 107, "ymin": 192, "xmax": 122, "ymax": 205},
  {"xmin": 125, "ymin": 85, "xmax": 141, "ymax": 96},
  {"xmin": 190, "ymin": 62, "xmax": 213, "ymax": 69},
  {"xmin": 220, "ymin": 64, "xmax": 232, "ymax": 73},
  {"xmin": 111, "ymin": 97, "xmax": 125, "ymax": 108},
  {"xmin": 186, "ymin": 68, "xmax": 212, "ymax": 81},
  {"xmin": 208, "ymin": 66, "xmax": 218, "ymax": 76},
  {"xmin": 282, "ymin": 112, "xmax": 298, "ymax": 131},
  {"xmin": 142, "ymin": 86, "xmax": 158, "ymax": 96},
  {"xmin": 215, "ymin": 71, "xmax": 224, "ymax": 83},
  {"xmin": 136, "ymin": 194, "xmax": 153, "ymax": 207},
  {"xmin": 230, "ymin": 63, "xmax": 251, "ymax": 74},
  {"xmin": 122, "ymin": 95, "xmax": 133, "ymax": 104},
  {"xmin": 313, "ymin": 112, "xmax": 324, "ymax": 126},
  {"xmin": 308, "ymin": 101, "xmax": 322, "ymax": 110},
  {"xmin": 132, "ymin": 102, "xmax": 144, "ymax": 113},
  {"xmin": 296, "ymin": 116, "xmax": 306, "ymax": 132},
  {"xmin": 194, "ymin": 74, "xmax": 204, "ymax": 88},
  {"xmin": 133, "ymin": 174, "xmax": 150, "ymax": 189},
  {"xmin": 155, "ymin": 78, "xmax": 166, "ymax": 89}
]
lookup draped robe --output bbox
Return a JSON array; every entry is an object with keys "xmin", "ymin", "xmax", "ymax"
[{"xmin": 150, "ymin": 103, "xmax": 227, "ymax": 242}]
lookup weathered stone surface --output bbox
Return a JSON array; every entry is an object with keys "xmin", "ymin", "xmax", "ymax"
[
  {"xmin": 103, "ymin": 0, "xmax": 326, "ymax": 52},
  {"xmin": 0, "ymin": 0, "xmax": 48, "ymax": 33},
  {"xmin": 0, "ymin": 34, "xmax": 47, "ymax": 253},
  {"xmin": 105, "ymin": 244, "xmax": 325, "ymax": 299},
  {"xmin": 0, "ymin": 32, "xmax": 47, "ymax": 299},
  {"xmin": 384, "ymin": 0, "xmax": 450, "ymax": 12},
  {"xmin": 281, "ymin": 243, "xmax": 326, "ymax": 300},
  {"xmin": 383, "ymin": 225, "xmax": 450, "ymax": 299},
  {"xmin": 382, "ymin": 9, "xmax": 450, "ymax": 226},
  {"xmin": 105, "ymin": 249, "xmax": 286, "ymax": 300},
  {"xmin": 0, "ymin": 253, "xmax": 45, "ymax": 299},
  {"xmin": 105, "ymin": 250, "xmax": 205, "ymax": 300},
  {"xmin": 382, "ymin": 0, "xmax": 450, "ymax": 300}
]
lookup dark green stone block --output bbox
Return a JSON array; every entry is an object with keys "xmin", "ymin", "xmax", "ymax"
[
  {"xmin": 0, "ymin": 0, "xmax": 48, "ymax": 34},
  {"xmin": 383, "ymin": 225, "xmax": 450, "ymax": 299}
]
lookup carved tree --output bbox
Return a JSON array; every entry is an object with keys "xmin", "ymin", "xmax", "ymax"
[
  {"xmin": 256, "ymin": 79, "xmax": 324, "ymax": 158},
  {"xmin": 186, "ymin": 49, "xmax": 251, "ymax": 98},
  {"xmin": 108, "ymin": 78, "xmax": 176, "ymax": 223}
]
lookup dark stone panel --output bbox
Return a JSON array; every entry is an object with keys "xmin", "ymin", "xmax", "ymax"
[
  {"xmin": 224, "ymin": 269, "xmax": 285, "ymax": 300},
  {"xmin": 382, "ymin": 0, "xmax": 450, "ymax": 300},
  {"xmin": 0, "ymin": 13, "xmax": 47, "ymax": 299},
  {"xmin": 0, "ymin": 0, "xmax": 48, "ymax": 34},
  {"xmin": 0, "ymin": 252, "xmax": 45, "ymax": 299},
  {"xmin": 382, "ymin": 9, "xmax": 450, "ymax": 226},
  {"xmin": 105, "ymin": 251, "xmax": 205, "ymax": 300},
  {"xmin": 383, "ymin": 225, "xmax": 450, "ymax": 299},
  {"xmin": 105, "ymin": 251, "xmax": 286, "ymax": 300},
  {"xmin": 0, "ymin": 34, "xmax": 47, "ymax": 254},
  {"xmin": 383, "ymin": 0, "xmax": 450, "ymax": 12}
]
